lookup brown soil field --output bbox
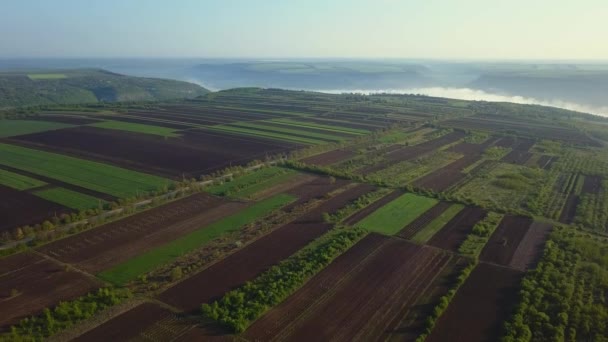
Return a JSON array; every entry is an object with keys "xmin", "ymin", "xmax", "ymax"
[
  {"xmin": 127, "ymin": 110, "xmax": 228, "ymax": 125},
  {"xmin": 428, "ymin": 207, "xmax": 487, "ymax": 252},
  {"xmin": 36, "ymin": 193, "xmax": 244, "ymax": 273},
  {"xmin": 301, "ymin": 149, "xmax": 356, "ymax": 166},
  {"xmin": 582, "ymin": 175, "xmax": 603, "ymax": 194},
  {"xmin": 358, "ymin": 131, "xmax": 466, "ymax": 174},
  {"xmin": 559, "ymin": 193, "xmax": 580, "ymax": 224},
  {"xmin": 0, "ymin": 184, "xmax": 70, "ymax": 233},
  {"xmin": 72, "ymin": 303, "xmax": 192, "ymax": 342},
  {"xmin": 412, "ymin": 155, "xmax": 475, "ymax": 192},
  {"xmin": 246, "ymin": 236, "xmax": 452, "ymax": 342},
  {"xmin": 295, "ymin": 116, "xmax": 386, "ymax": 131},
  {"xmin": 479, "ymin": 215, "xmax": 533, "ymax": 267},
  {"xmin": 414, "ymin": 137, "xmax": 500, "ymax": 192},
  {"xmin": 0, "ymin": 164, "xmax": 115, "ymax": 201},
  {"xmin": 397, "ymin": 202, "xmax": 452, "ymax": 239},
  {"xmin": 259, "ymin": 122, "xmax": 356, "ymax": 138},
  {"xmin": 0, "ymin": 252, "xmax": 101, "ymax": 330},
  {"xmin": 284, "ymin": 176, "xmax": 351, "ymax": 209},
  {"xmin": 31, "ymin": 115, "xmax": 102, "ymax": 125},
  {"xmin": 427, "ymin": 263, "xmax": 524, "ymax": 342},
  {"xmin": 342, "ymin": 190, "xmax": 404, "ymax": 226},
  {"xmin": 509, "ymin": 222, "xmax": 553, "ymax": 271},
  {"xmin": 11, "ymin": 126, "xmax": 297, "ymax": 178},
  {"xmin": 158, "ymin": 184, "xmax": 376, "ymax": 312},
  {"xmin": 443, "ymin": 116, "xmax": 599, "ymax": 146},
  {"xmin": 99, "ymin": 115, "xmax": 194, "ymax": 129}
]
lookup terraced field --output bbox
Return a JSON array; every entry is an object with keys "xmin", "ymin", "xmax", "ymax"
[{"xmin": 1, "ymin": 88, "xmax": 606, "ymax": 342}]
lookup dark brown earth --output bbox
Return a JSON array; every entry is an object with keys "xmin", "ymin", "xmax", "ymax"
[
  {"xmin": 158, "ymin": 184, "xmax": 376, "ymax": 312},
  {"xmin": 479, "ymin": 215, "xmax": 533, "ymax": 267},
  {"xmin": 36, "ymin": 193, "xmax": 243, "ymax": 273},
  {"xmin": 397, "ymin": 202, "xmax": 452, "ymax": 239},
  {"xmin": 0, "ymin": 184, "xmax": 70, "ymax": 233},
  {"xmin": 301, "ymin": 149, "xmax": 356, "ymax": 166},
  {"xmin": 245, "ymin": 235, "xmax": 452, "ymax": 342},
  {"xmin": 426, "ymin": 263, "xmax": 524, "ymax": 342},
  {"xmin": 10, "ymin": 126, "xmax": 299, "ymax": 178},
  {"xmin": 0, "ymin": 252, "xmax": 101, "ymax": 330},
  {"xmin": 428, "ymin": 207, "xmax": 487, "ymax": 252},
  {"xmin": 509, "ymin": 222, "xmax": 553, "ymax": 271}
]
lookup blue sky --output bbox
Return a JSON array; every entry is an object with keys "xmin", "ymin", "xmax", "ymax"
[{"xmin": 1, "ymin": 0, "xmax": 607, "ymax": 59}]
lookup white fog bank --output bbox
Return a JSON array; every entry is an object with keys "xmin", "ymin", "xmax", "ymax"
[{"xmin": 317, "ymin": 87, "xmax": 608, "ymax": 118}]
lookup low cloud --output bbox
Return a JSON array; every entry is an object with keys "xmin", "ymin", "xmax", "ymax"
[{"xmin": 318, "ymin": 87, "xmax": 608, "ymax": 118}]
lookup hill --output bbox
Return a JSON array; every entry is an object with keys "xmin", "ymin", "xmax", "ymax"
[{"xmin": 0, "ymin": 69, "xmax": 208, "ymax": 108}]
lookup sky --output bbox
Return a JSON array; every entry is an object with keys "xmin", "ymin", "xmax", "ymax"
[{"xmin": 1, "ymin": 0, "xmax": 607, "ymax": 59}]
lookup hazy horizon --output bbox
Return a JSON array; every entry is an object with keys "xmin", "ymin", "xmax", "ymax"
[{"xmin": 2, "ymin": 0, "xmax": 607, "ymax": 59}]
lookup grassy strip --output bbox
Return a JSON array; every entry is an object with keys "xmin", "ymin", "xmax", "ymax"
[
  {"xmin": 0, "ymin": 120, "xmax": 72, "ymax": 138},
  {"xmin": 34, "ymin": 187, "xmax": 104, "ymax": 210},
  {"xmin": 0, "ymin": 168, "xmax": 46, "ymax": 190},
  {"xmin": 233, "ymin": 172, "xmax": 296, "ymax": 199},
  {"xmin": 90, "ymin": 120, "xmax": 181, "ymax": 137},
  {"xmin": 205, "ymin": 167, "xmax": 294, "ymax": 198},
  {"xmin": 212, "ymin": 105, "xmax": 311, "ymax": 117},
  {"xmin": 357, "ymin": 193, "xmax": 438, "ymax": 235},
  {"xmin": 209, "ymin": 125, "xmax": 325, "ymax": 145},
  {"xmin": 458, "ymin": 212, "xmax": 504, "ymax": 257},
  {"xmin": 0, "ymin": 143, "xmax": 170, "ymax": 198},
  {"xmin": 99, "ymin": 194, "xmax": 296, "ymax": 285},
  {"xmin": 326, "ymin": 188, "xmax": 393, "ymax": 223},
  {"xmin": 202, "ymin": 227, "xmax": 368, "ymax": 333},
  {"xmin": 5, "ymin": 288, "xmax": 131, "ymax": 341},
  {"xmin": 411, "ymin": 204, "xmax": 465, "ymax": 243},
  {"xmin": 228, "ymin": 122, "xmax": 344, "ymax": 142},
  {"xmin": 270, "ymin": 118, "xmax": 369, "ymax": 135},
  {"xmin": 415, "ymin": 262, "xmax": 477, "ymax": 342}
]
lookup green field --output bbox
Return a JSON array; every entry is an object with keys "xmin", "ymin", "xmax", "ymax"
[
  {"xmin": 232, "ymin": 121, "xmax": 346, "ymax": 142},
  {"xmin": 34, "ymin": 187, "xmax": 103, "ymax": 210},
  {"xmin": 0, "ymin": 120, "xmax": 73, "ymax": 138},
  {"xmin": 0, "ymin": 143, "xmax": 169, "ymax": 198},
  {"xmin": 411, "ymin": 204, "xmax": 465, "ymax": 243},
  {"xmin": 90, "ymin": 120, "xmax": 181, "ymax": 137},
  {"xmin": 27, "ymin": 73, "xmax": 67, "ymax": 80},
  {"xmin": 206, "ymin": 167, "xmax": 295, "ymax": 198},
  {"xmin": 357, "ymin": 193, "xmax": 438, "ymax": 235},
  {"xmin": 270, "ymin": 118, "xmax": 369, "ymax": 135},
  {"xmin": 209, "ymin": 124, "xmax": 326, "ymax": 145},
  {"xmin": 0, "ymin": 168, "xmax": 46, "ymax": 190},
  {"xmin": 99, "ymin": 193, "xmax": 296, "ymax": 285}
]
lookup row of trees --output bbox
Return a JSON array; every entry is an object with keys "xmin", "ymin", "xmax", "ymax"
[
  {"xmin": 201, "ymin": 227, "xmax": 367, "ymax": 332},
  {"xmin": 7, "ymin": 288, "xmax": 131, "ymax": 340},
  {"xmin": 503, "ymin": 227, "xmax": 608, "ymax": 341}
]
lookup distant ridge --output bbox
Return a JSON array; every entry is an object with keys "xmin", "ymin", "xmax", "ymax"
[{"xmin": 0, "ymin": 68, "xmax": 209, "ymax": 108}]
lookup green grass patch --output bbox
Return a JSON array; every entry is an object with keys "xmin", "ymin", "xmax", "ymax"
[
  {"xmin": 229, "ymin": 122, "xmax": 345, "ymax": 142},
  {"xmin": 209, "ymin": 125, "xmax": 325, "ymax": 145},
  {"xmin": 0, "ymin": 168, "xmax": 46, "ymax": 190},
  {"xmin": 34, "ymin": 187, "xmax": 104, "ymax": 210},
  {"xmin": 0, "ymin": 143, "xmax": 170, "ymax": 198},
  {"xmin": 0, "ymin": 120, "xmax": 72, "ymax": 138},
  {"xmin": 270, "ymin": 118, "xmax": 369, "ymax": 135},
  {"xmin": 357, "ymin": 193, "xmax": 438, "ymax": 235},
  {"xmin": 205, "ymin": 167, "xmax": 295, "ymax": 198},
  {"xmin": 99, "ymin": 193, "xmax": 296, "ymax": 285},
  {"xmin": 27, "ymin": 73, "xmax": 67, "ymax": 80},
  {"xmin": 411, "ymin": 204, "xmax": 465, "ymax": 243},
  {"xmin": 458, "ymin": 212, "xmax": 504, "ymax": 257},
  {"xmin": 90, "ymin": 120, "xmax": 181, "ymax": 137}
]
